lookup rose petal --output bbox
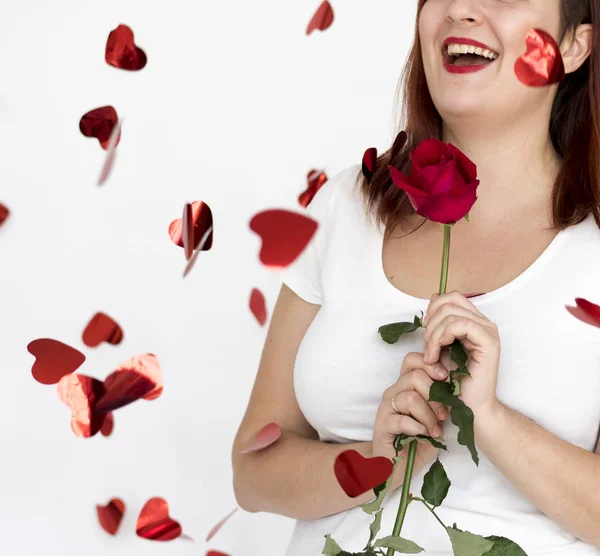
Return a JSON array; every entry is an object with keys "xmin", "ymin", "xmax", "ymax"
[
  {"xmin": 240, "ymin": 422, "xmax": 282, "ymax": 454},
  {"xmin": 334, "ymin": 449, "xmax": 394, "ymax": 498},
  {"xmin": 447, "ymin": 143, "xmax": 478, "ymax": 185},
  {"xmin": 362, "ymin": 147, "xmax": 378, "ymax": 183},
  {"xmin": 79, "ymin": 106, "xmax": 121, "ymax": 150},
  {"xmin": 249, "ymin": 288, "xmax": 267, "ymax": 326},
  {"xmin": 28, "ymin": 339, "xmax": 86, "ymax": 385},
  {"xmin": 205, "ymin": 508, "xmax": 238, "ymax": 542},
  {"xmin": 57, "ymin": 374, "xmax": 107, "ymax": 438},
  {"xmin": 298, "ymin": 169, "xmax": 328, "ymax": 208},
  {"xmin": 105, "ymin": 24, "xmax": 147, "ymax": 71},
  {"xmin": 82, "ymin": 312, "xmax": 124, "ymax": 348},
  {"xmin": 514, "ymin": 28, "xmax": 565, "ymax": 87},
  {"xmin": 98, "ymin": 118, "xmax": 123, "ymax": 186},
  {"xmin": 250, "ymin": 210, "xmax": 318, "ymax": 271},
  {"xmin": 96, "ymin": 498, "xmax": 125, "ymax": 535},
  {"xmin": 100, "ymin": 412, "xmax": 114, "ymax": 437},
  {"xmin": 306, "ymin": 1, "xmax": 334, "ymax": 35},
  {"xmin": 136, "ymin": 498, "xmax": 182, "ymax": 541},
  {"xmin": 410, "ymin": 138, "xmax": 451, "ymax": 176}
]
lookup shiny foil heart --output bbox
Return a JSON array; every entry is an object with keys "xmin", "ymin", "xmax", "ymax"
[
  {"xmin": 136, "ymin": 497, "xmax": 183, "ymax": 541},
  {"xmin": 96, "ymin": 498, "xmax": 126, "ymax": 535},
  {"xmin": 205, "ymin": 508, "xmax": 238, "ymax": 542},
  {"xmin": 169, "ymin": 201, "xmax": 214, "ymax": 252},
  {"xmin": 100, "ymin": 412, "xmax": 114, "ymax": 437},
  {"xmin": 298, "ymin": 169, "xmax": 328, "ymax": 208},
  {"xmin": 105, "ymin": 24, "xmax": 147, "ymax": 71},
  {"xmin": 514, "ymin": 28, "xmax": 565, "ymax": 87},
  {"xmin": 0, "ymin": 203, "xmax": 10, "ymax": 227},
  {"xmin": 98, "ymin": 117, "xmax": 123, "ymax": 186},
  {"xmin": 240, "ymin": 422, "xmax": 281, "ymax": 454},
  {"xmin": 390, "ymin": 130, "xmax": 408, "ymax": 163},
  {"xmin": 306, "ymin": 1, "xmax": 334, "ymax": 35},
  {"xmin": 28, "ymin": 338, "xmax": 86, "ymax": 385},
  {"xmin": 57, "ymin": 374, "xmax": 107, "ymax": 438},
  {"xmin": 362, "ymin": 147, "xmax": 378, "ymax": 183},
  {"xmin": 334, "ymin": 449, "xmax": 394, "ymax": 498},
  {"xmin": 82, "ymin": 312, "xmax": 124, "ymax": 347},
  {"xmin": 183, "ymin": 224, "xmax": 214, "ymax": 278},
  {"xmin": 79, "ymin": 107, "xmax": 121, "ymax": 150},
  {"xmin": 249, "ymin": 288, "xmax": 267, "ymax": 326},
  {"xmin": 182, "ymin": 203, "xmax": 194, "ymax": 261},
  {"xmin": 249, "ymin": 210, "xmax": 318, "ymax": 270},
  {"xmin": 566, "ymin": 297, "xmax": 600, "ymax": 328}
]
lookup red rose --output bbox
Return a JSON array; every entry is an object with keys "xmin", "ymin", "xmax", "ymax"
[{"xmin": 388, "ymin": 138, "xmax": 479, "ymax": 224}]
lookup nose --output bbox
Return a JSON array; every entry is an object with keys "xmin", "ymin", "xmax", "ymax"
[{"xmin": 445, "ymin": 0, "xmax": 482, "ymax": 25}]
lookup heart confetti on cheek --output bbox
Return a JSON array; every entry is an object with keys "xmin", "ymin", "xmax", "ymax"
[
  {"xmin": 0, "ymin": 203, "xmax": 10, "ymax": 228},
  {"xmin": 82, "ymin": 312, "xmax": 124, "ymax": 348},
  {"xmin": 168, "ymin": 201, "xmax": 214, "ymax": 252},
  {"xmin": 206, "ymin": 508, "xmax": 238, "ymax": 542},
  {"xmin": 28, "ymin": 339, "xmax": 86, "ymax": 385},
  {"xmin": 306, "ymin": 1, "xmax": 334, "ymax": 35},
  {"xmin": 105, "ymin": 24, "xmax": 147, "ymax": 71},
  {"xmin": 249, "ymin": 288, "xmax": 267, "ymax": 326},
  {"xmin": 57, "ymin": 374, "xmax": 107, "ymax": 438},
  {"xmin": 95, "ymin": 353, "xmax": 163, "ymax": 413},
  {"xmin": 98, "ymin": 117, "xmax": 123, "ymax": 186},
  {"xmin": 362, "ymin": 147, "xmax": 378, "ymax": 183},
  {"xmin": 100, "ymin": 412, "xmax": 114, "ymax": 436},
  {"xmin": 79, "ymin": 107, "xmax": 121, "ymax": 150},
  {"xmin": 240, "ymin": 422, "xmax": 282, "ymax": 454},
  {"xmin": 96, "ymin": 498, "xmax": 126, "ymax": 535},
  {"xmin": 514, "ymin": 28, "xmax": 565, "ymax": 87},
  {"xmin": 136, "ymin": 498, "xmax": 184, "ymax": 541},
  {"xmin": 566, "ymin": 297, "xmax": 600, "ymax": 328},
  {"xmin": 249, "ymin": 210, "xmax": 318, "ymax": 270},
  {"xmin": 298, "ymin": 169, "xmax": 328, "ymax": 208},
  {"xmin": 334, "ymin": 449, "xmax": 394, "ymax": 498}
]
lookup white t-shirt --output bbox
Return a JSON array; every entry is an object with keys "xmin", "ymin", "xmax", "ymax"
[{"xmin": 278, "ymin": 164, "xmax": 600, "ymax": 556}]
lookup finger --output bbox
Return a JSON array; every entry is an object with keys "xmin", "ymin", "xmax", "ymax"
[
  {"xmin": 386, "ymin": 412, "xmax": 430, "ymax": 439},
  {"xmin": 398, "ymin": 370, "xmax": 450, "ymax": 420},
  {"xmin": 392, "ymin": 390, "xmax": 443, "ymax": 438},
  {"xmin": 424, "ymin": 304, "xmax": 492, "ymax": 340},
  {"xmin": 425, "ymin": 290, "xmax": 488, "ymax": 323},
  {"xmin": 400, "ymin": 351, "xmax": 449, "ymax": 381}
]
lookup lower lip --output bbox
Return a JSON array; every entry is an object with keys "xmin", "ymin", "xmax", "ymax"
[{"xmin": 443, "ymin": 56, "xmax": 495, "ymax": 74}]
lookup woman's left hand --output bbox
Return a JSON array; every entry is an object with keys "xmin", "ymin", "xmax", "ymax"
[{"xmin": 422, "ymin": 290, "xmax": 501, "ymax": 417}]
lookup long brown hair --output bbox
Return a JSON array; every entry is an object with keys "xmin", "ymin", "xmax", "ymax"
[{"xmin": 359, "ymin": 0, "xmax": 600, "ymax": 242}]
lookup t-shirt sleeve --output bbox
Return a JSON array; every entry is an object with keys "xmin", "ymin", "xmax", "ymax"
[{"xmin": 278, "ymin": 166, "xmax": 354, "ymax": 305}]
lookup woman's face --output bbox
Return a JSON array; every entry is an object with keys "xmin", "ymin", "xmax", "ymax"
[{"xmin": 419, "ymin": 0, "xmax": 562, "ymax": 124}]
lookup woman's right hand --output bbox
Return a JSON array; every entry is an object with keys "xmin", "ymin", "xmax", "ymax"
[{"xmin": 372, "ymin": 351, "xmax": 451, "ymax": 468}]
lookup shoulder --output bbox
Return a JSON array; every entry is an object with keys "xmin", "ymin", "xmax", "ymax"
[{"xmin": 311, "ymin": 163, "xmax": 363, "ymax": 215}]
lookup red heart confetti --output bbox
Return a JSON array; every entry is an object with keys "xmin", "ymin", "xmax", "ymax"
[
  {"xmin": 307, "ymin": 1, "xmax": 334, "ymax": 35},
  {"xmin": 566, "ymin": 297, "xmax": 600, "ymax": 328},
  {"xmin": 390, "ymin": 130, "xmax": 408, "ymax": 162},
  {"xmin": 299, "ymin": 169, "xmax": 328, "ymax": 208},
  {"xmin": 334, "ymin": 449, "xmax": 394, "ymax": 498},
  {"xmin": 249, "ymin": 210, "xmax": 318, "ymax": 270},
  {"xmin": 96, "ymin": 353, "xmax": 163, "ymax": 413},
  {"xmin": 169, "ymin": 201, "xmax": 214, "ymax": 252},
  {"xmin": 514, "ymin": 28, "xmax": 565, "ymax": 87},
  {"xmin": 96, "ymin": 498, "xmax": 125, "ymax": 535},
  {"xmin": 136, "ymin": 497, "xmax": 183, "ymax": 541},
  {"xmin": 79, "ymin": 106, "xmax": 121, "ymax": 151},
  {"xmin": 249, "ymin": 288, "xmax": 267, "ymax": 326},
  {"xmin": 183, "ymin": 224, "xmax": 214, "ymax": 278},
  {"xmin": 57, "ymin": 374, "xmax": 107, "ymax": 438},
  {"xmin": 206, "ymin": 507, "xmax": 238, "ymax": 542},
  {"xmin": 82, "ymin": 312, "xmax": 124, "ymax": 348},
  {"xmin": 207, "ymin": 552, "xmax": 230, "ymax": 556},
  {"xmin": 0, "ymin": 203, "xmax": 10, "ymax": 228},
  {"xmin": 28, "ymin": 339, "xmax": 86, "ymax": 385},
  {"xmin": 240, "ymin": 422, "xmax": 282, "ymax": 454},
  {"xmin": 362, "ymin": 147, "xmax": 378, "ymax": 183},
  {"xmin": 182, "ymin": 203, "xmax": 194, "ymax": 261},
  {"xmin": 105, "ymin": 24, "xmax": 147, "ymax": 71},
  {"xmin": 98, "ymin": 117, "xmax": 123, "ymax": 186},
  {"xmin": 100, "ymin": 412, "xmax": 114, "ymax": 437}
]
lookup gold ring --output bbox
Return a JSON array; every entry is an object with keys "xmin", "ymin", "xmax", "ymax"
[{"xmin": 391, "ymin": 394, "xmax": 400, "ymax": 414}]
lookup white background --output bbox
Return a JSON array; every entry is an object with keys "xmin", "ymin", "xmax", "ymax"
[{"xmin": 0, "ymin": 1, "xmax": 416, "ymax": 554}]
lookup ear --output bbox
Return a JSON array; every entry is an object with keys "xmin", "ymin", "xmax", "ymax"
[{"xmin": 561, "ymin": 24, "xmax": 594, "ymax": 74}]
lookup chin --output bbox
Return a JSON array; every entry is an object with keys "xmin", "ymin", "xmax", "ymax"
[{"xmin": 434, "ymin": 96, "xmax": 490, "ymax": 121}]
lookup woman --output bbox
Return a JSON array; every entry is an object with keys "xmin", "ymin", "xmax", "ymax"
[{"xmin": 232, "ymin": 0, "xmax": 600, "ymax": 554}]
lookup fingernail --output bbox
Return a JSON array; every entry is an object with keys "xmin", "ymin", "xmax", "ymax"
[
  {"xmin": 433, "ymin": 426, "xmax": 443, "ymax": 437},
  {"xmin": 436, "ymin": 367, "xmax": 447, "ymax": 378},
  {"xmin": 438, "ymin": 408, "xmax": 447, "ymax": 419}
]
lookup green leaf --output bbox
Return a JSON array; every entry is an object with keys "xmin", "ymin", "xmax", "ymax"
[
  {"xmin": 361, "ymin": 456, "xmax": 404, "ymax": 514},
  {"xmin": 446, "ymin": 524, "xmax": 495, "ymax": 556},
  {"xmin": 421, "ymin": 458, "xmax": 451, "ymax": 508},
  {"xmin": 464, "ymin": 212, "xmax": 470, "ymax": 222},
  {"xmin": 396, "ymin": 433, "xmax": 448, "ymax": 452},
  {"xmin": 451, "ymin": 402, "xmax": 479, "ymax": 466},
  {"xmin": 373, "ymin": 535, "xmax": 424, "ymax": 553},
  {"xmin": 428, "ymin": 381, "xmax": 458, "ymax": 406},
  {"xmin": 378, "ymin": 315, "xmax": 423, "ymax": 344},
  {"xmin": 448, "ymin": 340, "xmax": 469, "ymax": 375},
  {"xmin": 322, "ymin": 534, "xmax": 346, "ymax": 556},
  {"xmin": 481, "ymin": 535, "xmax": 528, "ymax": 556},
  {"xmin": 366, "ymin": 509, "xmax": 383, "ymax": 549}
]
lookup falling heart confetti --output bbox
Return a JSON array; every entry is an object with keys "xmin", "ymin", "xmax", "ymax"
[
  {"xmin": 306, "ymin": 1, "xmax": 334, "ymax": 35},
  {"xmin": 362, "ymin": 147, "xmax": 378, "ymax": 183},
  {"xmin": 206, "ymin": 552, "xmax": 230, "ymax": 556},
  {"xmin": 514, "ymin": 28, "xmax": 565, "ymax": 87},
  {"xmin": 182, "ymin": 203, "xmax": 194, "ymax": 261},
  {"xmin": 80, "ymin": 106, "xmax": 121, "ymax": 151},
  {"xmin": 249, "ymin": 210, "xmax": 318, "ymax": 270},
  {"xmin": 240, "ymin": 422, "xmax": 282, "ymax": 454},
  {"xmin": 566, "ymin": 297, "xmax": 600, "ymax": 328},
  {"xmin": 0, "ymin": 203, "xmax": 10, "ymax": 228},
  {"xmin": 249, "ymin": 288, "xmax": 267, "ymax": 326},
  {"xmin": 96, "ymin": 353, "xmax": 163, "ymax": 413},
  {"xmin": 28, "ymin": 338, "xmax": 86, "ymax": 385},
  {"xmin": 333, "ymin": 449, "xmax": 394, "ymax": 498},
  {"xmin": 100, "ymin": 412, "xmax": 114, "ymax": 437},
  {"xmin": 206, "ymin": 508, "xmax": 238, "ymax": 542},
  {"xmin": 57, "ymin": 373, "xmax": 107, "ymax": 438},
  {"xmin": 96, "ymin": 498, "xmax": 126, "ymax": 535},
  {"xmin": 169, "ymin": 201, "xmax": 214, "ymax": 252},
  {"xmin": 390, "ymin": 130, "xmax": 408, "ymax": 162},
  {"xmin": 82, "ymin": 312, "xmax": 124, "ymax": 348},
  {"xmin": 98, "ymin": 117, "xmax": 123, "ymax": 186},
  {"xmin": 136, "ymin": 497, "xmax": 183, "ymax": 541},
  {"xmin": 105, "ymin": 24, "xmax": 147, "ymax": 71},
  {"xmin": 298, "ymin": 169, "xmax": 328, "ymax": 208},
  {"xmin": 183, "ymin": 224, "xmax": 214, "ymax": 278}
]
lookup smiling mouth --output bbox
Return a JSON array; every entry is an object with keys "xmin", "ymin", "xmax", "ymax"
[{"xmin": 442, "ymin": 46, "xmax": 500, "ymax": 67}]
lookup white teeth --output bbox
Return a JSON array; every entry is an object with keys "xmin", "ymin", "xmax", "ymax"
[{"xmin": 446, "ymin": 43, "xmax": 499, "ymax": 60}]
